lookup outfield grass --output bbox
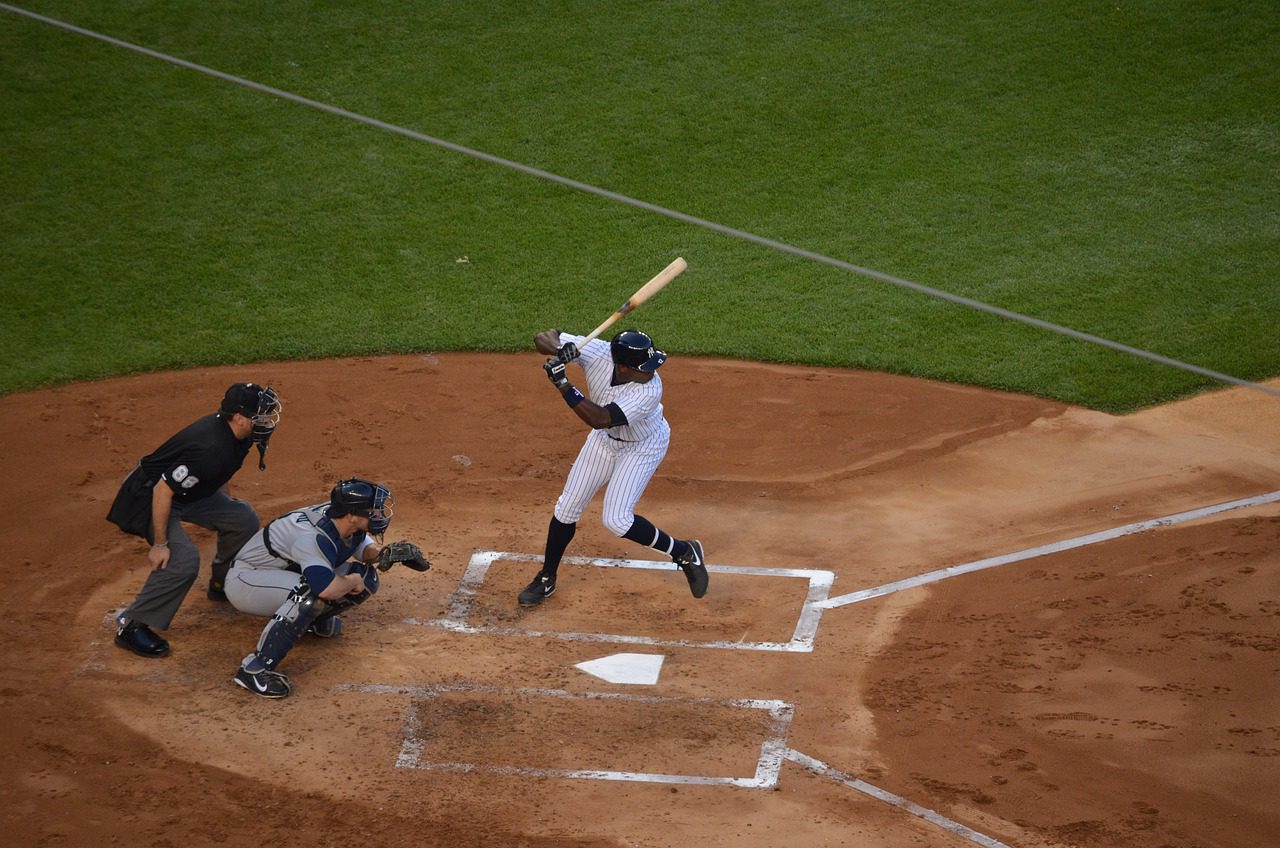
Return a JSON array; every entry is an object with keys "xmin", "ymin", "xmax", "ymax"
[{"xmin": 2, "ymin": 1, "xmax": 1277, "ymax": 411}]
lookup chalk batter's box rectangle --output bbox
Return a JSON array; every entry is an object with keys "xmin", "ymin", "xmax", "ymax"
[
  {"xmin": 392, "ymin": 684, "xmax": 795, "ymax": 788},
  {"xmin": 426, "ymin": 551, "xmax": 836, "ymax": 652}
]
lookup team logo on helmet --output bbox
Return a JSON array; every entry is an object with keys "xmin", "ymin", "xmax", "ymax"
[{"xmin": 610, "ymin": 329, "xmax": 667, "ymax": 373}]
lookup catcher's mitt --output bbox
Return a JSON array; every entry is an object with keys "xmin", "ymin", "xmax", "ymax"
[{"xmin": 377, "ymin": 541, "xmax": 430, "ymax": 572}]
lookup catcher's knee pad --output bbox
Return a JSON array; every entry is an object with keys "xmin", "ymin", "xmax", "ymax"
[{"xmin": 253, "ymin": 583, "xmax": 323, "ymax": 670}]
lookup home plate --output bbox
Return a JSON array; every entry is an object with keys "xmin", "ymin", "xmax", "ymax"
[{"xmin": 575, "ymin": 652, "xmax": 665, "ymax": 685}]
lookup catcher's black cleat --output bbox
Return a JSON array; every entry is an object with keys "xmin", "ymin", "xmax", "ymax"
[
  {"xmin": 234, "ymin": 667, "xmax": 291, "ymax": 698},
  {"xmin": 675, "ymin": 540, "xmax": 709, "ymax": 599},
  {"xmin": 518, "ymin": 573, "xmax": 556, "ymax": 607},
  {"xmin": 206, "ymin": 580, "xmax": 228, "ymax": 602},
  {"xmin": 115, "ymin": 618, "xmax": 171, "ymax": 658}
]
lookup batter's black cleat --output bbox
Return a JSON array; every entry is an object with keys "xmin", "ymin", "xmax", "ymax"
[
  {"xmin": 115, "ymin": 618, "xmax": 171, "ymax": 657},
  {"xmin": 674, "ymin": 540, "xmax": 709, "ymax": 599},
  {"xmin": 234, "ymin": 667, "xmax": 291, "ymax": 698},
  {"xmin": 518, "ymin": 573, "xmax": 556, "ymax": 606}
]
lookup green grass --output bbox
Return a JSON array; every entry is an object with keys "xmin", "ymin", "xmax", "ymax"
[{"xmin": 2, "ymin": 1, "xmax": 1277, "ymax": 410}]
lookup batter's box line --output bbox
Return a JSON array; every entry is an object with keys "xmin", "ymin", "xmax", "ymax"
[
  {"xmin": 337, "ymin": 682, "xmax": 794, "ymax": 788},
  {"xmin": 414, "ymin": 551, "xmax": 835, "ymax": 652}
]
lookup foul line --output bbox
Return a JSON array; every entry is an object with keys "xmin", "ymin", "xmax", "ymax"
[
  {"xmin": 785, "ymin": 749, "xmax": 1011, "ymax": 848},
  {"xmin": 4, "ymin": 2, "xmax": 1277, "ymax": 398},
  {"xmin": 819, "ymin": 490, "xmax": 1280, "ymax": 609}
]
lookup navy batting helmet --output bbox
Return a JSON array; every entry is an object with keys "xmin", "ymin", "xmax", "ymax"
[
  {"xmin": 610, "ymin": 329, "xmax": 667, "ymax": 373},
  {"xmin": 328, "ymin": 478, "xmax": 394, "ymax": 534}
]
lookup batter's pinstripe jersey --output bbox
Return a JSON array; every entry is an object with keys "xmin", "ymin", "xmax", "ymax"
[{"xmin": 560, "ymin": 332, "xmax": 667, "ymax": 443}]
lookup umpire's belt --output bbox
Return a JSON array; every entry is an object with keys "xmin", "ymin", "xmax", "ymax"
[{"xmin": 261, "ymin": 523, "xmax": 303, "ymax": 574}]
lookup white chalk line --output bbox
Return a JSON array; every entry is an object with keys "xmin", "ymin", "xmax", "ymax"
[
  {"xmin": 338, "ymin": 682, "xmax": 794, "ymax": 788},
  {"xmin": 422, "ymin": 551, "xmax": 834, "ymax": 652},
  {"xmin": 784, "ymin": 749, "xmax": 1012, "ymax": 848},
  {"xmin": 818, "ymin": 490, "xmax": 1280, "ymax": 609},
  {"xmin": 4, "ymin": 2, "xmax": 1277, "ymax": 398}
]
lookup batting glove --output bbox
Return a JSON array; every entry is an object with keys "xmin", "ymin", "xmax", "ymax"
[{"xmin": 544, "ymin": 358, "xmax": 569, "ymax": 388}]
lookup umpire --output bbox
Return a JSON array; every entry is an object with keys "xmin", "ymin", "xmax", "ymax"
[{"xmin": 107, "ymin": 382, "xmax": 282, "ymax": 658}]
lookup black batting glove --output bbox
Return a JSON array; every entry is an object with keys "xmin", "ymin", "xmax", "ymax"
[
  {"xmin": 544, "ymin": 358, "xmax": 569, "ymax": 388},
  {"xmin": 556, "ymin": 342, "xmax": 580, "ymax": 363}
]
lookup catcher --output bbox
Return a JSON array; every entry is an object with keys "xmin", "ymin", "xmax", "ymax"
[{"xmin": 224, "ymin": 478, "xmax": 429, "ymax": 698}]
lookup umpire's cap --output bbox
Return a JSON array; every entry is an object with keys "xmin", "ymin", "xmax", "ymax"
[
  {"xmin": 610, "ymin": 329, "xmax": 667, "ymax": 373},
  {"xmin": 220, "ymin": 383, "xmax": 281, "ymax": 422}
]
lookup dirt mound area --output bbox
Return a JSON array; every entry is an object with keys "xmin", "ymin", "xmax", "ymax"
[{"xmin": 3, "ymin": 354, "xmax": 1277, "ymax": 847}]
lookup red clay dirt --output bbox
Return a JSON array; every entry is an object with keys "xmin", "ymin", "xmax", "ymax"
[{"xmin": 2, "ymin": 353, "xmax": 1277, "ymax": 848}]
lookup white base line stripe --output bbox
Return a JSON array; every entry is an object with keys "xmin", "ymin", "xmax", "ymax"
[
  {"xmin": 818, "ymin": 490, "xmax": 1280, "ymax": 609},
  {"xmin": 340, "ymin": 683, "xmax": 794, "ymax": 788},
  {"xmin": 4, "ymin": 3, "xmax": 1277, "ymax": 398},
  {"xmin": 785, "ymin": 749, "xmax": 1011, "ymax": 848},
  {"xmin": 428, "ymin": 551, "xmax": 834, "ymax": 652}
]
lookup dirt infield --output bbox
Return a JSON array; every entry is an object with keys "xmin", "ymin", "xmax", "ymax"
[{"xmin": 3, "ymin": 354, "xmax": 1277, "ymax": 848}]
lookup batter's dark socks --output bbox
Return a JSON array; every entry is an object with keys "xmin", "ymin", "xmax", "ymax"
[
  {"xmin": 542, "ymin": 517, "xmax": 576, "ymax": 578},
  {"xmin": 623, "ymin": 515, "xmax": 676, "ymax": 556}
]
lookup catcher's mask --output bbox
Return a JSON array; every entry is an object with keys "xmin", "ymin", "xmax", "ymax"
[
  {"xmin": 327, "ymin": 478, "xmax": 394, "ymax": 535},
  {"xmin": 610, "ymin": 329, "xmax": 667, "ymax": 373},
  {"xmin": 220, "ymin": 383, "xmax": 283, "ymax": 470}
]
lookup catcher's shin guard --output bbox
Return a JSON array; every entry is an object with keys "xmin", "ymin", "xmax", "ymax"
[{"xmin": 252, "ymin": 583, "xmax": 324, "ymax": 670}]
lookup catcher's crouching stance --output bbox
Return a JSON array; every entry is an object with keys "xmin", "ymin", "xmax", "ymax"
[{"xmin": 224, "ymin": 478, "xmax": 429, "ymax": 698}]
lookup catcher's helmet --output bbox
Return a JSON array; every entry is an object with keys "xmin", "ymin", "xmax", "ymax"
[
  {"xmin": 328, "ymin": 478, "xmax": 394, "ymax": 534},
  {"xmin": 610, "ymin": 329, "xmax": 667, "ymax": 373}
]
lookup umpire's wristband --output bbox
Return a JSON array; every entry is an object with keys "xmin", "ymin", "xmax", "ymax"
[{"xmin": 563, "ymin": 387, "xmax": 586, "ymax": 408}]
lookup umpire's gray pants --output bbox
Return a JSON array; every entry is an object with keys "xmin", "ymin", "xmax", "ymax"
[{"xmin": 123, "ymin": 492, "xmax": 259, "ymax": 630}]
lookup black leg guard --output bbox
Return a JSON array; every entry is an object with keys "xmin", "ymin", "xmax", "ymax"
[
  {"xmin": 247, "ymin": 583, "xmax": 324, "ymax": 671},
  {"xmin": 309, "ymin": 564, "xmax": 379, "ymax": 628}
]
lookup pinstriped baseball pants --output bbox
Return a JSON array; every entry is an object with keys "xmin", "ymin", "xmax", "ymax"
[{"xmin": 553, "ymin": 428, "xmax": 669, "ymax": 535}]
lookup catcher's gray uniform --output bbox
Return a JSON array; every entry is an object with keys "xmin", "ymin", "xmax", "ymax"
[
  {"xmin": 228, "ymin": 479, "xmax": 427, "ymax": 698},
  {"xmin": 226, "ymin": 502, "xmax": 378, "ymax": 616}
]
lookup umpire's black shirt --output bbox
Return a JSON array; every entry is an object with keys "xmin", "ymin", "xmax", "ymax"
[{"xmin": 139, "ymin": 413, "xmax": 252, "ymax": 502}]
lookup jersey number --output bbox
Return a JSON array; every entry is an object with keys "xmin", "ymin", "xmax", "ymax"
[{"xmin": 171, "ymin": 464, "xmax": 200, "ymax": 490}]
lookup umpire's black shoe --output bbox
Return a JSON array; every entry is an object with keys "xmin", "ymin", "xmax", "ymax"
[
  {"xmin": 115, "ymin": 619, "xmax": 171, "ymax": 658},
  {"xmin": 674, "ymin": 540, "xmax": 709, "ymax": 599},
  {"xmin": 518, "ymin": 573, "xmax": 556, "ymax": 606}
]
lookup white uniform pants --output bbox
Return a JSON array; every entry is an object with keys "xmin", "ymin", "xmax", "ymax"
[{"xmin": 554, "ymin": 428, "xmax": 669, "ymax": 536}]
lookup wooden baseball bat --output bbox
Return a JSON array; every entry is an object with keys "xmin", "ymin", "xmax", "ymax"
[{"xmin": 580, "ymin": 257, "xmax": 688, "ymax": 345}]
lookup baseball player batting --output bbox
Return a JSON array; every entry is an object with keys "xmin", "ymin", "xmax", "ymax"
[{"xmin": 519, "ymin": 327, "xmax": 708, "ymax": 606}]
